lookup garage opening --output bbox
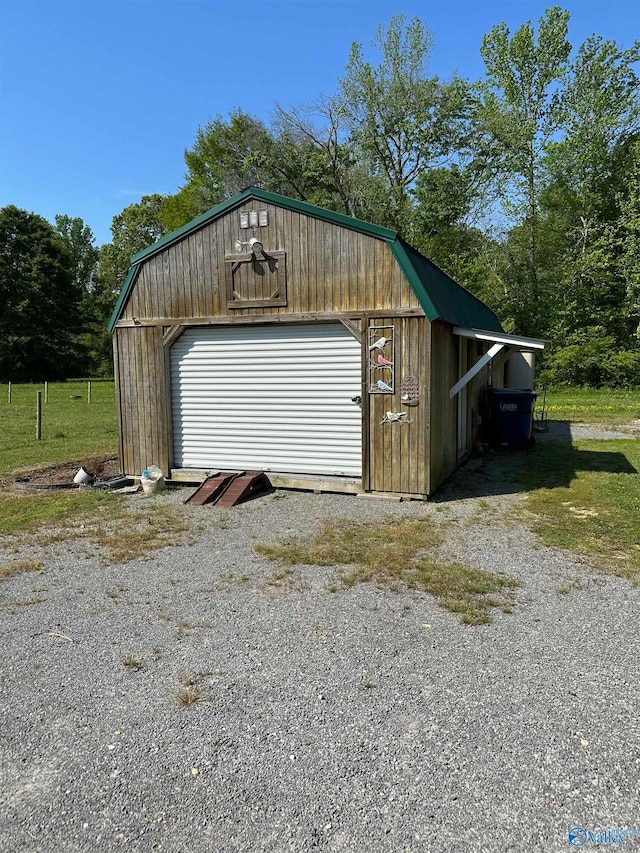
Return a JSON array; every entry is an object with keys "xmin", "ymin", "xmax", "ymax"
[{"xmin": 170, "ymin": 323, "xmax": 362, "ymax": 477}]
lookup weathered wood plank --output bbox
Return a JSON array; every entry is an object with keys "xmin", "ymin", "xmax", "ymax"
[
  {"xmin": 152, "ymin": 325, "xmax": 170, "ymax": 474},
  {"xmin": 120, "ymin": 331, "xmax": 135, "ymax": 474},
  {"xmin": 390, "ymin": 318, "xmax": 402, "ymax": 494},
  {"xmin": 146, "ymin": 257, "xmax": 158, "ymax": 320},
  {"xmin": 429, "ymin": 320, "xmax": 458, "ymax": 493},
  {"xmin": 115, "ymin": 307, "xmax": 425, "ymax": 328},
  {"xmin": 184, "ymin": 236, "xmax": 197, "ymax": 316},
  {"xmin": 210, "ymin": 229, "xmax": 223, "ymax": 312},
  {"xmin": 115, "ymin": 202, "xmax": 424, "ymax": 325},
  {"xmin": 112, "ymin": 333, "xmax": 125, "ymax": 473},
  {"xmin": 398, "ymin": 318, "xmax": 409, "ymax": 494},
  {"xmin": 360, "ymin": 328, "xmax": 370, "ymax": 492}
]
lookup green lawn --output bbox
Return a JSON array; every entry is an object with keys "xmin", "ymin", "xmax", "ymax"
[
  {"xmin": 0, "ymin": 381, "xmax": 191, "ymax": 564},
  {"xmin": 519, "ymin": 438, "xmax": 640, "ymax": 582},
  {"xmin": 0, "ymin": 381, "xmax": 117, "ymax": 477},
  {"xmin": 523, "ymin": 390, "xmax": 639, "ymax": 581},
  {"xmin": 543, "ymin": 387, "xmax": 640, "ymax": 424}
]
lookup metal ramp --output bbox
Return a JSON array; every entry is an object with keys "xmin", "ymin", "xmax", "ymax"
[{"xmin": 185, "ymin": 471, "xmax": 271, "ymax": 507}]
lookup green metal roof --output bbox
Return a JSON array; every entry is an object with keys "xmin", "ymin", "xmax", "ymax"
[
  {"xmin": 108, "ymin": 187, "xmax": 503, "ymax": 333},
  {"xmin": 393, "ymin": 239, "xmax": 503, "ymax": 332}
]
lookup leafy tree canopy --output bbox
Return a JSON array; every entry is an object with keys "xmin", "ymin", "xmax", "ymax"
[{"xmin": 0, "ymin": 206, "xmax": 81, "ymax": 381}]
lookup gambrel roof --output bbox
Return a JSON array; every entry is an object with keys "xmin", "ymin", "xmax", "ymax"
[{"xmin": 108, "ymin": 187, "xmax": 503, "ymax": 334}]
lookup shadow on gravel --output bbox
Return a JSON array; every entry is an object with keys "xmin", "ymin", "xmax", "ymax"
[{"xmin": 434, "ymin": 420, "xmax": 638, "ymax": 503}]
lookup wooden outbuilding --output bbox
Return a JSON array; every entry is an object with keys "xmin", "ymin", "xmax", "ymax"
[{"xmin": 109, "ymin": 188, "xmax": 545, "ymax": 498}]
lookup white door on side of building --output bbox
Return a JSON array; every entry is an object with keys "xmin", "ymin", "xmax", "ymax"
[{"xmin": 170, "ymin": 322, "xmax": 362, "ymax": 477}]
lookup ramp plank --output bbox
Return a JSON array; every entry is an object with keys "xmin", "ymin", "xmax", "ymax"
[
  {"xmin": 184, "ymin": 472, "xmax": 243, "ymax": 505},
  {"xmin": 214, "ymin": 472, "xmax": 271, "ymax": 507}
]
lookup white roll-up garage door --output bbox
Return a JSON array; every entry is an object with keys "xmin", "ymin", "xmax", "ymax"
[{"xmin": 171, "ymin": 323, "xmax": 362, "ymax": 477}]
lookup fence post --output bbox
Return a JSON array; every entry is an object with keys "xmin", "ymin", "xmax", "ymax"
[
  {"xmin": 45, "ymin": 381, "xmax": 48, "ymax": 403},
  {"xmin": 36, "ymin": 391, "xmax": 42, "ymax": 440},
  {"xmin": 88, "ymin": 380, "xmax": 91, "ymax": 404},
  {"xmin": 8, "ymin": 382, "xmax": 11, "ymax": 404}
]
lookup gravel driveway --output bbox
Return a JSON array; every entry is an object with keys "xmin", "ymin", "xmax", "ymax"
[{"xmin": 1, "ymin": 425, "xmax": 638, "ymax": 852}]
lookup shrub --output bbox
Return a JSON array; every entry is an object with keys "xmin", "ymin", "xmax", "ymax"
[{"xmin": 538, "ymin": 336, "xmax": 640, "ymax": 389}]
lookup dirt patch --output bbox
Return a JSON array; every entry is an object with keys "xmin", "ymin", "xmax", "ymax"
[{"xmin": 4, "ymin": 455, "xmax": 120, "ymax": 487}]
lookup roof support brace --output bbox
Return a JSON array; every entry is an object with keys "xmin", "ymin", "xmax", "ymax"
[
  {"xmin": 449, "ymin": 342, "xmax": 505, "ymax": 399},
  {"xmin": 453, "ymin": 327, "xmax": 547, "ymax": 350}
]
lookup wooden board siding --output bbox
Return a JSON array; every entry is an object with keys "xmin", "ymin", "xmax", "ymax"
[
  {"xmin": 428, "ymin": 320, "xmax": 458, "ymax": 494},
  {"xmin": 113, "ymin": 196, "xmax": 465, "ymax": 491},
  {"xmin": 367, "ymin": 317, "xmax": 430, "ymax": 497},
  {"xmin": 119, "ymin": 202, "xmax": 421, "ymax": 324},
  {"xmin": 113, "ymin": 326, "xmax": 170, "ymax": 476}
]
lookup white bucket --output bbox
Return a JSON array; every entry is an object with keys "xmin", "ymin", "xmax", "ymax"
[
  {"xmin": 140, "ymin": 465, "xmax": 166, "ymax": 495},
  {"xmin": 73, "ymin": 467, "xmax": 94, "ymax": 485}
]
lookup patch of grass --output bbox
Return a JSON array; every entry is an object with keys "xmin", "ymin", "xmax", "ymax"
[
  {"xmin": 0, "ymin": 558, "xmax": 42, "ymax": 580},
  {"xmin": 520, "ymin": 439, "xmax": 640, "ymax": 581},
  {"xmin": 2, "ymin": 595, "xmax": 47, "ymax": 614},
  {"xmin": 0, "ymin": 381, "xmax": 117, "ymax": 477},
  {"xmin": 255, "ymin": 517, "xmax": 518, "ymax": 625},
  {"xmin": 175, "ymin": 670, "xmax": 209, "ymax": 707},
  {"xmin": 121, "ymin": 655, "xmax": 144, "ymax": 671},
  {"xmin": 176, "ymin": 684, "xmax": 207, "ymax": 706},
  {"xmin": 264, "ymin": 567, "xmax": 296, "ymax": 587},
  {"xmin": 0, "ymin": 489, "xmax": 118, "ymax": 537},
  {"xmin": 407, "ymin": 562, "xmax": 518, "ymax": 625},
  {"xmin": 543, "ymin": 388, "xmax": 640, "ymax": 425},
  {"xmin": 255, "ymin": 517, "xmax": 439, "ymax": 574},
  {"xmin": 0, "ymin": 488, "xmax": 189, "ymax": 563},
  {"xmin": 197, "ymin": 571, "xmax": 251, "ymax": 593},
  {"xmin": 556, "ymin": 577, "xmax": 582, "ymax": 595},
  {"xmin": 93, "ymin": 505, "xmax": 188, "ymax": 563},
  {"xmin": 105, "ymin": 583, "xmax": 126, "ymax": 600}
]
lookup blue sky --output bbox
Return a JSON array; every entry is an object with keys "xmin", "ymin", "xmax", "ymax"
[{"xmin": 1, "ymin": 0, "xmax": 638, "ymax": 246}]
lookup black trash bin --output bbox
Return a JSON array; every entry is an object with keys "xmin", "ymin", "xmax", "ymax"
[{"xmin": 488, "ymin": 388, "xmax": 539, "ymax": 447}]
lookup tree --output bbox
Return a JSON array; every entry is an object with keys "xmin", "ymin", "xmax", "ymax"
[
  {"xmin": 411, "ymin": 165, "xmax": 503, "ymax": 311},
  {"xmin": 273, "ymin": 96, "xmax": 377, "ymax": 218},
  {"xmin": 528, "ymin": 34, "xmax": 640, "ymax": 384},
  {"xmin": 53, "ymin": 214, "xmax": 98, "ymax": 294},
  {"xmin": 339, "ymin": 14, "xmax": 470, "ymax": 233},
  {"xmin": 478, "ymin": 6, "xmax": 571, "ymax": 334},
  {"xmin": 97, "ymin": 193, "xmax": 167, "ymax": 300},
  {"xmin": 52, "ymin": 214, "xmax": 113, "ymax": 376},
  {"xmin": 87, "ymin": 194, "xmax": 168, "ymax": 376},
  {"xmin": 162, "ymin": 111, "xmax": 280, "ymax": 231},
  {"xmin": 162, "ymin": 108, "xmax": 357, "ymax": 232},
  {"xmin": 162, "ymin": 17, "xmax": 473, "ymax": 237},
  {"xmin": 0, "ymin": 206, "xmax": 81, "ymax": 381}
]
